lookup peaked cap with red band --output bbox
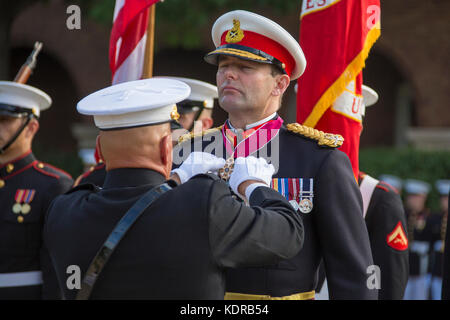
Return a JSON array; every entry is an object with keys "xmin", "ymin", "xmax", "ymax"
[{"xmin": 204, "ymin": 10, "xmax": 306, "ymax": 80}]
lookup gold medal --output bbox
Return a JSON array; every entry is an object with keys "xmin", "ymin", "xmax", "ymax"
[
  {"xmin": 12, "ymin": 203, "xmax": 22, "ymax": 214},
  {"xmin": 21, "ymin": 204, "xmax": 31, "ymax": 214}
]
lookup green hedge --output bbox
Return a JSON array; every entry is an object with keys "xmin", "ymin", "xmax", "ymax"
[{"xmin": 360, "ymin": 147, "xmax": 450, "ymax": 211}]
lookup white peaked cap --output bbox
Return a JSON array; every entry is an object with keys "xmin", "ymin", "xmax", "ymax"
[
  {"xmin": 404, "ymin": 179, "xmax": 431, "ymax": 195},
  {"xmin": 362, "ymin": 85, "xmax": 379, "ymax": 107},
  {"xmin": 158, "ymin": 77, "xmax": 218, "ymax": 109},
  {"xmin": 77, "ymin": 78, "xmax": 191, "ymax": 130},
  {"xmin": 435, "ymin": 179, "xmax": 450, "ymax": 196},
  {"xmin": 205, "ymin": 10, "xmax": 306, "ymax": 80},
  {"xmin": 0, "ymin": 81, "xmax": 51, "ymax": 117}
]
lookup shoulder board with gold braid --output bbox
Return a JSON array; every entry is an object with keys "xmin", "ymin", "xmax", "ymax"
[
  {"xmin": 178, "ymin": 126, "xmax": 223, "ymax": 144},
  {"xmin": 286, "ymin": 123, "xmax": 344, "ymax": 148}
]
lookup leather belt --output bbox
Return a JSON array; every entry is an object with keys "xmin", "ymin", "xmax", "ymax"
[{"xmin": 225, "ymin": 290, "xmax": 315, "ymax": 300}]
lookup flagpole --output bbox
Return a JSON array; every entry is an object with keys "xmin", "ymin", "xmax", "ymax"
[{"xmin": 142, "ymin": 4, "xmax": 156, "ymax": 78}]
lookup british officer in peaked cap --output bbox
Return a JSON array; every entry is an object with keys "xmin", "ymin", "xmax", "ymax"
[
  {"xmin": 0, "ymin": 81, "xmax": 73, "ymax": 299},
  {"xmin": 173, "ymin": 10, "xmax": 376, "ymax": 300}
]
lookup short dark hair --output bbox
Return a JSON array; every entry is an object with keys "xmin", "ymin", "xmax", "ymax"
[{"xmin": 270, "ymin": 65, "xmax": 284, "ymax": 77}]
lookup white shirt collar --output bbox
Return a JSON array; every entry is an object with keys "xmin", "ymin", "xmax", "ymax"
[{"xmin": 228, "ymin": 112, "xmax": 278, "ymax": 132}]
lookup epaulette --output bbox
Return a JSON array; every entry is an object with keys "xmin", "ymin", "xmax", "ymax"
[
  {"xmin": 33, "ymin": 161, "xmax": 73, "ymax": 180},
  {"xmin": 66, "ymin": 183, "xmax": 101, "ymax": 194},
  {"xmin": 178, "ymin": 126, "xmax": 223, "ymax": 144},
  {"xmin": 286, "ymin": 123, "xmax": 344, "ymax": 148}
]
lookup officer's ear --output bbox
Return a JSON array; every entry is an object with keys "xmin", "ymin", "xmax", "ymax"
[
  {"xmin": 272, "ymin": 74, "xmax": 290, "ymax": 97},
  {"xmin": 160, "ymin": 134, "xmax": 173, "ymax": 176},
  {"xmin": 201, "ymin": 117, "xmax": 213, "ymax": 130},
  {"xmin": 95, "ymin": 135, "xmax": 104, "ymax": 162},
  {"xmin": 25, "ymin": 118, "xmax": 39, "ymax": 138}
]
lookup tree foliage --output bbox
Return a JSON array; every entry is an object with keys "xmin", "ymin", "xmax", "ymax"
[{"xmin": 84, "ymin": 0, "xmax": 300, "ymax": 48}]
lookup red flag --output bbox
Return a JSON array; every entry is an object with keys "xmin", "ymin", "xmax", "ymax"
[
  {"xmin": 297, "ymin": 0, "xmax": 381, "ymax": 178},
  {"xmin": 109, "ymin": 0, "xmax": 159, "ymax": 84}
]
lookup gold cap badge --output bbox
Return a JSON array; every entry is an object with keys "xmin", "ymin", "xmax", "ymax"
[
  {"xmin": 226, "ymin": 19, "xmax": 245, "ymax": 43},
  {"xmin": 170, "ymin": 105, "xmax": 180, "ymax": 121}
]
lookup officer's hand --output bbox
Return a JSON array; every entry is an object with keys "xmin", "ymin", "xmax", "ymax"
[
  {"xmin": 229, "ymin": 156, "xmax": 275, "ymax": 197},
  {"xmin": 171, "ymin": 152, "xmax": 226, "ymax": 184}
]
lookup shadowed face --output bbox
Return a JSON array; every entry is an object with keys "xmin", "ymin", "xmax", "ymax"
[
  {"xmin": 0, "ymin": 116, "xmax": 22, "ymax": 146},
  {"xmin": 440, "ymin": 196, "xmax": 448, "ymax": 213},
  {"xmin": 405, "ymin": 194, "xmax": 428, "ymax": 212},
  {"xmin": 0, "ymin": 115, "xmax": 31, "ymax": 154},
  {"xmin": 216, "ymin": 56, "xmax": 277, "ymax": 114},
  {"xmin": 178, "ymin": 112, "xmax": 197, "ymax": 130}
]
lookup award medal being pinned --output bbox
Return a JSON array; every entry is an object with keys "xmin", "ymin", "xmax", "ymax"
[{"xmin": 218, "ymin": 117, "xmax": 283, "ymax": 181}]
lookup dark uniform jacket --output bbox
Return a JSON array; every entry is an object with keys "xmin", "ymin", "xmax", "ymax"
[
  {"xmin": 0, "ymin": 151, "xmax": 73, "ymax": 299},
  {"xmin": 442, "ymin": 195, "xmax": 450, "ymax": 300},
  {"xmin": 360, "ymin": 174, "xmax": 409, "ymax": 300},
  {"xmin": 44, "ymin": 168, "xmax": 304, "ymax": 300},
  {"xmin": 73, "ymin": 162, "xmax": 106, "ymax": 187},
  {"xmin": 428, "ymin": 211, "xmax": 446, "ymax": 278},
  {"xmin": 173, "ymin": 119, "xmax": 377, "ymax": 299},
  {"xmin": 406, "ymin": 208, "xmax": 433, "ymax": 277}
]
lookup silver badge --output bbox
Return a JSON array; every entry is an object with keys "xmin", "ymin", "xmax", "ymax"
[
  {"xmin": 298, "ymin": 178, "xmax": 314, "ymax": 213},
  {"xmin": 299, "ymin": 198, "xmax": 313, "ymax": 214},
  {"xmin": 289, "ymin": 200, "xmax": 300, "ymax": 211}
]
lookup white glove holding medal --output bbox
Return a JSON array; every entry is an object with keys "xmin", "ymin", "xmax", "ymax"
[
  {"xmin": 171, "ymin": 152, "xmax": 226, "ymax": 184},
  {"xmin": 229, "ymin": 156, "xmax": 275, "ymax": 197}
]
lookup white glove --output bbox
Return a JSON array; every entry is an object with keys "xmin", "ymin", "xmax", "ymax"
[
  {"xmin": 229, "ymin": 156, "xmax": 275, "ymax": 196},
  {"xmin": 171, "ymin": 152, "xmax": 226, "ymax": 183}
]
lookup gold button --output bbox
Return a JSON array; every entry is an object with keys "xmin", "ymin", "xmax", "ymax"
[
  {"xmin": 89, "ymin": 166, "xmax": 95, "ymax": 172},
  {"xmin": 38, "ymin": 163, "xmax": 44, "ymax": 169},
  {"xmin": 6, "ymin": 164, "xmax": 14, "ymax": 173},
  {"xmin": 0, "ymin": 179, "xmax": 4, "ymax": 188},
  {"xmin": 17, "ymin": 216, "xmax": 24, "ymax": 223}
]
